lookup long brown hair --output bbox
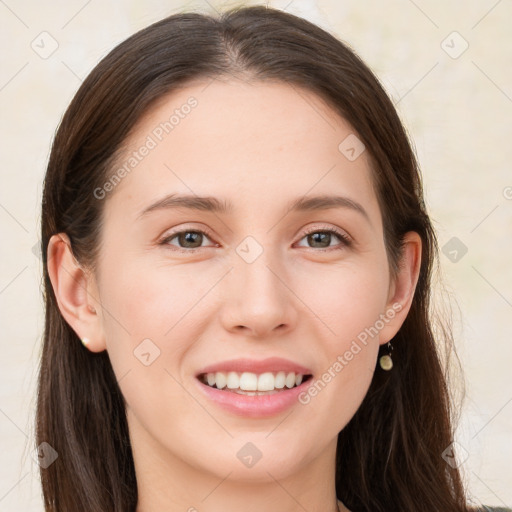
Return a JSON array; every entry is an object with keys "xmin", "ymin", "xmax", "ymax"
[{"xmin": 36, "ymin": 5, "xmax": 474, "ymax": 511}]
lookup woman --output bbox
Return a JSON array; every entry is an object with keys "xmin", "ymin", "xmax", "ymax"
[{"xmin": 36, "ymin": 5, "xmax": 511, "ymax": 512}]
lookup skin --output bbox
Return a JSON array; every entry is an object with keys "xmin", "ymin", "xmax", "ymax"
[{"xmin": 48, "ymin": 79, "xmax": 421, "ymax": 512}]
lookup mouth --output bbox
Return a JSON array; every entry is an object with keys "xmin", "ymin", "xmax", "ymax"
[
  {"xmin": 193, "ymin": 357, "xmax": 315, "ymax": 417},
  {"xmin": 196, "ymin": 371, "xmax": 314, "ymax": 395}
]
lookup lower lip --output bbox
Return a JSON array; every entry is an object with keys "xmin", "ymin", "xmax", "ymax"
[{"xmin": 195, "ymin": 377, "xmax": 313, "ymax": 418}]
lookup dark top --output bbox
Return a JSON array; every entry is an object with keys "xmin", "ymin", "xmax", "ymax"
[{"xmin": 480, "ymin": 507, "xmax": 512, "ymax": 512}]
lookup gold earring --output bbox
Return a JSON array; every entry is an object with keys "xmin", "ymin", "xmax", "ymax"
[{"xmin": 379, "ymin": 340, "xmax": 394, "ymax": 370}]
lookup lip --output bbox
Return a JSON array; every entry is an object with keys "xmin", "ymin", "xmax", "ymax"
[
  {"xmin": 194, "ymin": 357, "xmax": 314, "ymax": 418},
  {"xmin": 195, "ymin": 374, "xmax": 314, "ymax": 418},
  {"xmin": 195, "ymin": 357, "xmax": 313, "ymax": 377}
]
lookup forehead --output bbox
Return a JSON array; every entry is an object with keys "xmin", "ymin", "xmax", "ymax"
[{"xmin": 104, "ymin": 79, "xmax": 380, "ymax": 225}]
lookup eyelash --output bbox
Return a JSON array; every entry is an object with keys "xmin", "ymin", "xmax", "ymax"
[
  {"xmin": 298, "ymin": 225, "xmax": 352, "ymax": 251},
  {"xmin": 159, "ymin": 224, "xmax": 352, "ymax": 253}
]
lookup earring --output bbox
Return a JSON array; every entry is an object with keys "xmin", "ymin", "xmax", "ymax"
[
  {"xmin": 81, "ymin": 337, "xmax": 91, "ymax": 348},
  {"xmin": 379, "ymin": 340, "xmax": 394, "ymax": 370}
]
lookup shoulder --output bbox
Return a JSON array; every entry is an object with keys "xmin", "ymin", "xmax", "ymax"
[{"xmin": 479, "ymin": 506, "xmax": 512, "ymax": 512}]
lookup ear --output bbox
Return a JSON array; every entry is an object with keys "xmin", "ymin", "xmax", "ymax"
[
  {"xmin": 46, "ymin": 233, "xmax": 107, "ymax": 353},
  {"xmin": 379, "ymin": 231, "xmax": 422, "ymax": 345}
]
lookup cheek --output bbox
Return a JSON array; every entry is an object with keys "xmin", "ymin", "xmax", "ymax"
[
  {"xmin": 96, "ymin": 255, "xmax": 202, "ymax": 447},
  {"xmin": 96, "ymin": 253, "xmax": 226, "ymax": 405},
  {"xmin": 294, "ymin": 258, "xmax": 389, "ymax": 345},
  {"xmin": 291, "ymin": 262, "xmax": 386, "ymax": 428},
  {"xmin": 99, "ymin": 253, "xmax": 215, "ymax": 345}
]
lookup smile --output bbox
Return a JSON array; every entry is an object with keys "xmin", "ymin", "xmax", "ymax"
[
  {"xmin": 195, "ymin": 372, "xmax": 314, "ymax": 418},
  {"xmin": 198, "ymin": 371, "xmax": 311, "ymax": 393}
]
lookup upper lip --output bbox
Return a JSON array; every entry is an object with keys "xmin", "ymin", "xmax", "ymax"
[{"xmin": 195, "ymin": 357, "xmax": 313, "ymax": 377}]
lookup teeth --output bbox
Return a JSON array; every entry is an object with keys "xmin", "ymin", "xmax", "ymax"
[
  {"xmin": 200, "ymin": 371, "xmax": 307, "ymax": 391},
  {"xmin": 226, "ymin": 372, "xmax": 239, "ymax": 389}
]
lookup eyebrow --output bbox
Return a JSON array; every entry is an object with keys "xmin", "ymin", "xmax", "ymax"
[{"xmin": 137, "ymin": 193, "xmax": 370, "ymax": 223}]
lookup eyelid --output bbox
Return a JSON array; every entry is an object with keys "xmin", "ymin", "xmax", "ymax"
[{"xmin": 301, "ymin": 223, "xmax": 351, "ymax": 240}]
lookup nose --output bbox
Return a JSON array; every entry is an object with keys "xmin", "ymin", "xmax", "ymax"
[{"xmin": 219, "ymin": 248, "xmax": 298, "ymax": 339}]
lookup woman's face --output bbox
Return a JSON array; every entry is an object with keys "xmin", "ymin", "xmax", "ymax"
[{"xmin": 84, "ymin": 79, "xmax": 418, "ymax": 487}]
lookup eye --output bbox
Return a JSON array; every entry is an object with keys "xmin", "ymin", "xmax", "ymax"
[
  {"xmin": 159, "ymin": 228, "xmax": 218, "ymax": 252},
  {"xmin": 159, "ymin": 224, "xmax": 352, "ymax": 253},
  {"xmin": 295, "ymin": 225, "xmax": 352, "ymax": 251}
]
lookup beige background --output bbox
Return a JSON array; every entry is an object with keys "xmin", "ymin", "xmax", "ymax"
[{"xmin": 0, "ymin": 0, "xmax": 511, "ymax": 509}]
